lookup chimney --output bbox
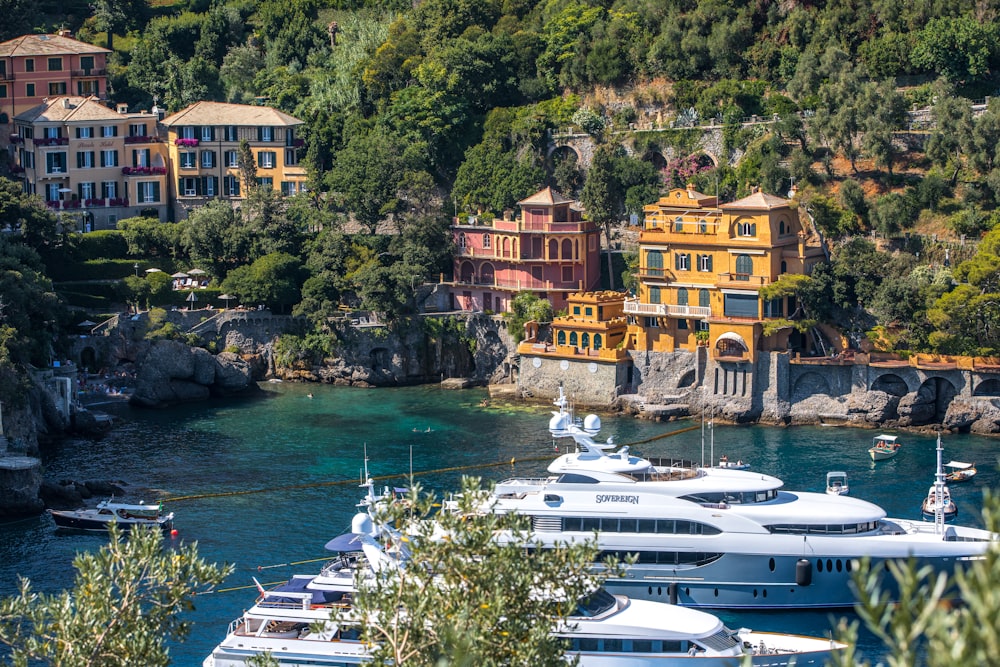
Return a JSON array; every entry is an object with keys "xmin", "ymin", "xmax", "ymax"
[
  {"xmin": 62, "ymin": 98, "xmax": 71, "ymax": 109},
  {"xmin": 56, "ymin": 29, "xmax": 72, "ymax": 38},
  {"xmin": 117, "ymin": 103, "xmax": 129, "ymax": 114},
  {"xmin": 686, "ymin": 182, "xmax": 696, "ymax": 198}
]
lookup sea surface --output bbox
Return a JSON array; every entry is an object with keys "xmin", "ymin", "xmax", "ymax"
[{"xmin": 2, "ymin": 382, "xmax": 998, "ymax": 666}]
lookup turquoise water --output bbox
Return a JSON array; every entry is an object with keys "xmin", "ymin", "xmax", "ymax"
[{"xmin": 2, "ymin": 383, "xmax": 998, "ymax": 665}]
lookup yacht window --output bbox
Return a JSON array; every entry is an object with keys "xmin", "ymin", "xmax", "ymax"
[
  {"xmin": 656, "ymin": 519, "xmax": 674, "ymax": 533},
  {"xmin": 557, "ymin": 473, "xmax": 601, "ymax": 484},
  {"xmin": 582, "ymin": 518, "xmax": 601, "ymax": 532},
  {"xmin": 699, "ymin": 629, "xmax": 740, "ymax": 651},
  {"xmin": 618, "ymin": 519, "xmax": 638, "ymax": 533},
  {"xmin": 631, "ymin": 640, "xmax": 653, "ymax": 653},
  {"xmin": 573, "ymin": 588, "xmax": 617, "ymax": 617},
  {"xmin": 574, "ymin": 638, "xmax": 599, "ymax": 651},
  {"xmin": 603, "ymin": 639, "xmax": 622, "ymax": 652},
  {"xmin": 563, "ymin": 518, "xmax": 584, "ymax": 531},
  {"xmin": 638, "ymin": 519, "xmax": 657, "ymax": 533}
]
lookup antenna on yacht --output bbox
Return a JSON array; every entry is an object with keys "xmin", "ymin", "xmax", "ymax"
[
  {"xmin": 710, "ymin": 405, "xmax": 715, "ymax": 469},
  {"xmin": 933, "ymin": 432, "xmax": 946, "ymax": 535}
]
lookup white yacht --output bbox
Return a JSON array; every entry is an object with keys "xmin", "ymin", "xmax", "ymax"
[
  {"xmin": 451, "ymin": 388, "xmax": 997, "ymax": 610},
  {"xmin": 204, "ymin": 472, "xmax": 847, "ymax": 667}
]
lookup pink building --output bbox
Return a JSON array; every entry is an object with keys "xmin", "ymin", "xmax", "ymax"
[
  {"xmin": 450, "ymin": 187, "xmax": 601, "ymax": 313},
  {"xmin": 1, "ymin": 32, "xmax": 110, "ymax": 146}
]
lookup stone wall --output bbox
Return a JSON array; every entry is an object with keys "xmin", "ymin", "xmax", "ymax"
[{"xmin": 516, "ymin": 354, "xmax": 630, "ymax": 407}]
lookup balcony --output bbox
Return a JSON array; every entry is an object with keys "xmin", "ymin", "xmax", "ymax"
[
  {"xmin": 125, "ymin": 135, "xmax": 160, "ymax": 144},
  {"xmin": 623, "ymin": 299, "xmax": 711, "ymax": 318},
  {"xmin": 72, "ymin": 68, "xmax": 107, "ymax": 77},
  {"xmin": 174, "ymin": 138, "xmax": 200, "ymax": 147},
  {"xmin": 122, "ymin": 166, "xmax": 167, "ymax": 176},
  {"xmin": 637, "ymin": 268, "xmax": 676, "ymax": 282},
  {"xmin": 0, "ymin": 71, "xmax": 13, "ymax": 81},
  {"xmin": 36, "ymin": 137, "xmax": 69, "ymax": 146},
  {"xmin": 716, "ymin": 273, "xmax": 772, "ymax": 288}
]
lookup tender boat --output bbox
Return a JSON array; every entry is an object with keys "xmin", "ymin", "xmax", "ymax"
[
  {"xmin": 717, "ymin": 455, "xmax": 750, "ymax": 470},
  {"xmin": 945, "ymin": 461, "xmax": 977, "ymax": 483},
  {"xmin": 49, "ymin": 498, "xmax": 174, "ymax": 532},
  {"xmin": 825, "ymin": 471, "xmax": 849, "ymax": 495},
  {"xmin": 922, "ymin": 435, "xmax": 958, "ymax": 523},
  {"xmin": 868, "ymin": 434, "xmax": 901, "ymax": 461},
  {"xmin": 204, "ymin": 473, "xmax": 847, "ymax": 667},
  {"xmin": 441, "ymin": 387, "xmax": 996, "ymax": 610}
]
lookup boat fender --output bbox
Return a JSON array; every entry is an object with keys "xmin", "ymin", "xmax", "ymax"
[
  {"xmin": 795, "ymin": 558, "xmax": 812, "ymax": 586},
  {"xmin": 667, "ymin": 582, "xmax": 678, "ymax": 605}
]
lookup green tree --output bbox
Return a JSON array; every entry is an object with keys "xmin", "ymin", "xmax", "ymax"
[
  {"xmin": 325, "ymin": 128, "xmax": 406, "ymax": 235},
  {"xmin": 238, "ymin": 139, "xmax": 258, "ymax": 196},
  {"xmin": 0, "ymin": 177, "xmax": 60, "ymax": 252},
  {"xmin": 221, "ymin": 252, "xmax": 304, "ymax": 313},
  {"xmin": 505, "ymin": 291, "xmax": 554, "ymax": 342},
  {"xmin": 180, "ymin": 200, "xmax": 250, "ymax": 276},
  {"xmin": 350, "ymin": 478, "xmax": 606, "ymax": 667},
  {"xmin": 0, "ymin": 525, "xmax": 231, "ymax": 667},
  {"xmin": 911, "ymin": 16, "xmax": 998, "ymax": 85},
  {"xmin": 0, "ymin": 235, "xmax": 61, "ymax": 367},
  {"xmin": 92, "ymin": 0, "xmax": 149, "ymax": 50},
  {"xmin": 580, "ymin": 145, "xmax": 621, "ymax": 290}
]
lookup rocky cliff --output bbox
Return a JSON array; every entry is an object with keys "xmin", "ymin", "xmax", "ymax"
[{"xmin": 130, "ymin": 340, "xmax": 260, "ymax": 408}]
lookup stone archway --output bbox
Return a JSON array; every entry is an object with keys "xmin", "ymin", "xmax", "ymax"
[
  {"xmin": 871, "ymin": 373, "xmax": 908, "ymax": 395},
  {"xmin": 973, "ymin": 378, "xmax": 1000, "ymax": 396},
  {"xmin": 677, "ymin": 369, "xmax": 696, "ymax": 388},
  {"xmin": 792, "ymin": 371, "xmax": 832, "ymax": 401},
  {"xmin": 79, "ymin": 346, "xmax": 97, "ymax": 373},
  {"xmin": 903, "ymin": 377, "xmax": 959, "ymax": 425}
]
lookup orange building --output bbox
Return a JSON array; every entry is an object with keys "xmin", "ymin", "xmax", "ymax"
[
  {"xmin": 551, "ymin": 291, "xmax": 629, "ymax": 353},
  {"xmin": 1, "ymin": 32, "xmax": 109, "ymax": 144},
  {"xmin": 160, "ymin": 102, "xmax": 306, "ymax": 220},
  {"xmin": 626, "ymin": 185, "xmax": 825, "ymax": 362}
]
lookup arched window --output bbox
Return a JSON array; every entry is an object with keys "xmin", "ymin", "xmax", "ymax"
[
  {"xmin": 677, "ymin": 288, "xmax": 689, "ymax": 306},
  {"xmin": 569, "ymin": 332, "xmax": 579, "ymax": 346},
  {"xmin": 699, "ymin": 289, "xmax": 710, "ymax": 308},
  {"xmin": 562, "ymin": 238, "xmax": 573, "ymax": 259},
  {"xmin": 548, "ymin": 239, "xmax": 558, "ymax": 259},
  {"xmin": 581, "ymin": 332, "xmax": 590, "ymax": 348},
  {"xmin": 737, "ymin": 221, "xmax": 756, "ymax": 237},
  {"xmin": 593, "ymin": 334, "xmax": 603, "ymax": 350},
  {"xmin": 780, "ymin": 260, "xmax": 787, "ymax": 273},
  {"xmin": 647, "ymin": 250, "xmax": 664, "ymax": 276},
  {"xmin": 502, "ymin": 237, "xmax": 510, "ymax": 257},
  {"xmin": 557, "ymin": 330, "xmax": 566, "ymax": 345},
  {"xmin": 482, "ymin": 233, "xmax": 491, "ymax": 249},
  {"xmin": 735, "ymin": 254, "xmax": 753, "ymax": 280},
  {"xmin": 649, "ymin": 286, "xmax": 661, "ymax": 304},
  {"xmin": 699, "ymin": 219, "xmax": 707, "ymax": 233},
  {"xmin": 779, "ymin": 220, "xmax": 786, "ymax": 235},
  {"xmin": 674, "ymin": 216, "xmax": 684, "ymax": 232}
]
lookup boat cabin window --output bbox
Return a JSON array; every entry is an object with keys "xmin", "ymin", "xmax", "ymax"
[
  {"xmin": 681, "ymin": 489, "xmax": 778, "ymax": 505},
  {"xmin": 699, "ymin": 629, "xmax": 741, "ymax": 651},
  {"xmin": 599, "ymin": 550, "xmax": 723, "ymax": 566},
  {"xmin": 568, "ymin": 638, "xmax": 683, "ymax": 653},
  {"xmin": 562, "ymin": 516, "xmax": 721, "ymax": 535},
  {"xmin": 573, "ymin": 588, "xmax": 617, "ymax": 617},
  {"xmin": 766, "ymin": 521, "xmax": 879, "ymax": 535},
  {"xmin": 556, "ymin": 473, "xmax": 601, "ymax": 484}
]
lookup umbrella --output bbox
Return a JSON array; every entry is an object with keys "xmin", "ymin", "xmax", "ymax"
[
  {"xmin": 144, "ymin": 268, "xmax": 163, "ymax": 273},
  {"xmin": 187, "ymin": 268, "xmax": 206, "ymax": 275},
  {"xmin": 171, "ymin": 272, "xmax": 190, "ymax": 279},
  {"xmin": 218, "ymin": 294, "xmax": 235, "ymax": 308},
  {"xmin": 185, "ymin": 291, "xmax": 198, "ymax": 303},
  {"xmin": 77, "ymin": 319, "xmax": 97, "ymax": 327}
]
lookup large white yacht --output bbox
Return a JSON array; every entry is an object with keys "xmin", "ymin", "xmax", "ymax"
[
  {"xmin": 455, "ymin": 388, "xmax": 997, "ymax": 610},
  {"xmin": 204, "ymin": 475, "xmax": 847, "ymax": 667}
]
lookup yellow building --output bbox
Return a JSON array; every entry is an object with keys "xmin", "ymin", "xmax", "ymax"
[
  {"xmin": 552, "ymin": 291, "xmax": 629, "ymax": 353},
  {"xmin": 13, "ymin": 96, "xmax": 168, "ymax": 229},
  {"xmin": 160, "ymin": 101, "xmax": 306, "ymax": 220},
  {"xmin": 625, "ymin": 185, "xmax": 825, "ymax": 362}
]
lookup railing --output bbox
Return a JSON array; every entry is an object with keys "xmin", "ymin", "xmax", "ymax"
[
  {"xmin": 174, "ymin": 138, "xmax": 199, "ymax": 147},
  {"xmin": 0, "ymin": 72, "xmax": 13, "ymax": 81},
  {"xmin": 623, "ymin": 299, "xmax": 710, "ymax": 318},
  {"xmin": 124, "ymin": 135, "xmax": 160, "ymax": 144},
  {"xmin": 716, "ymin": 273, "xmax": 771, "ymax": 286},
  {"xmin": 122, "ymin": 166, "xmax": 166, "ymax": 175},
  {"xmin": 72, "ymin": 68, "xmax": 106, "ymax": 77}
]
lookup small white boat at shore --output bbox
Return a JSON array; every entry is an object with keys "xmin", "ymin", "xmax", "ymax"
[
  {"xmin": 826, "ymin": 471, "xmax": 849, "ymax": 495},
  {"xmin": 869, "ymin": 434, "xmax": 901, "ymax": 461}
]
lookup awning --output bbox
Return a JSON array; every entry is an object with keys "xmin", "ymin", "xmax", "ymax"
[{"xmin": 715, "ymin": 331, "xmax": 747, "ymax": 347}]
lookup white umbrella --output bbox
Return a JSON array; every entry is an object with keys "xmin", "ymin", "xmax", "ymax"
[
  {"xmin": 171, "ymin": 272, "xmax": 190, "ymax": 279},
  {"xmin": 185, "ymin": 291, "xmax": 198, "ymax": 303},
  {"xmin": 218, "ymin": 293, "xmax": 235, "ymax": 308},
  {"xmin": 77, "ymin": 319, "xmax": 97, "ymax": 327},
  {"xmin": 144, "ymin": 268, "xmax": 163, "ymax": 273},
  {"xmin": 187, "ymin": 268, "xmax": 206, "ymax": 275}
]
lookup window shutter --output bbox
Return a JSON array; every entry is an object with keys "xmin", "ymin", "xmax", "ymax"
[
  {"xmin": 153, "ymin": 182, "xmax": 160, "ymax": 201},
  {"xmin": 77, "ymin": 152, "xmax": 83, "ymax": 168}
]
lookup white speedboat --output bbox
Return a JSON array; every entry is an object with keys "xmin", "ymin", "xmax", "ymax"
[
  {"xmin": 868, "ymin": 434, "xmax": 901, "ymax": 461},
  {"xmin": 48, "ymin": 498, "xmax": 174, "ymax": 532},
  {"xmin": 446, "ymin": 388, "xmax": 996, "ymax": 610},
  {"xmin": 825, "ymin": 471, "xmax": 849, "ymax": 495},
  {"xmin": 204, "ymin": 467, "xmax": 847, "ymax": 667}
]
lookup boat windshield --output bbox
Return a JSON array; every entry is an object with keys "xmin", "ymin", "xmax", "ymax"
[{"xmin": 572, "ymin": 588, "xmax": 618, "ymax": 617}]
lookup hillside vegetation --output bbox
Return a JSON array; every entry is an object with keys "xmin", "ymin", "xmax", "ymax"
[{"xmin": 4, "ymin": 0, "xmax": 1000, "ymax": 364}]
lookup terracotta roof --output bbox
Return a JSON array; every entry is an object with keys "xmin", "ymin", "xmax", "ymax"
[
  {"xmin": 0, "ymin": 34, "xmax": 110, "ymax": 57},
  {"xmin": 161, "ymin": 101, "xmax": 303, "ymax": 127},
  {"xmin": 721, "ymin": 191, "xmax": 791, "ymax": 210},
  {"xmin": 14, "ymin": 96, "xmax": 123, "ymax": 123},
  {"xmin": 518, "ymin": 186, "xmax": 575, "ymax": 206}
]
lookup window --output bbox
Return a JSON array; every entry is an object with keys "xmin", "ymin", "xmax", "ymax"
[
  {"xmin": 45, "ymin": 183, "xmax": 60, "ymax": 201},
  {"xmin": 181, "ymin": 126, "xmax": 195, "ymax": 139},
  {"xmin": 735, "ymin": 254, "xmax": 753, "ymax": 279},
  {"xmin": 585, "ymin": 307, "xmax": 593, "ymax": 317},
  {"xmin": 77, "ymin": 80, "xmax": 98, "ymax": 96},
  {"xmin": 698, "ymin": 254, "xmax": 713, "ymax": 272},
  {"xmin": 80, "ymin": 56, "xmax": 94, "ymax": 72},
  {"xmin": 200, "ymin": 126, "xmax": 214, "ymax": 141},
  {"xmin": 48, "ymin": 82, "xmax": 67, "ymax": 95},
  {"xmin": 180, "ymin": 151, "xmax": 197, "ymax": 169},
  {"xmin": 647, "ymin": 249, "xmax": 664, "ymax": 276},
  {"xmin": 25, "ymin": 83, "xmax": 35, "ymax": 97},
  {"xmin": 137, "ymin": 182, "xmax": 160, "ymax": 203},
  {"xmin": 20, "ymin": 151, "xmax": 33, "ymax": 169},
  {"xmin": 699, "ymin": 219, "xmax": 707, "ymax": 233},
  {"xmin": 781, "ymin": 261, "xmax": 787, "ymax": 273},
  {"xmin": 22, "ymin": 127, "xmax": 32, "ymax": 140},
  {"xmin": 257, "ymin": 151, "xmax": 276, "ymax": 168},
  {"xmin": 102, "ymin": 181, "xmax": 117, "ymax": 199},
  {"xmin": 79, "ymin": 182, "xmax": 95, "ymax": 199},
  {"xmin": 182, "ymin": 177, "xmax": 198, "ymax": 196},
  {"xmin": 132, "ymin": 149, "xmax": 150, "ymax": 167},
  {"xmin": 24, "ymin": 59, "xmax": 34, "ymax": 73},
  {"xmin": 0, "ymin": 84, "xmax": 6, "ymax": 98},
  {"xmin": 259, "ymin": 126, "xmax": 273, "ymax": 142},
  {"xmin": 44, "ymin": 127, "xmax": 60, "ymax": 139},
  {"xmin": 561, "ymin": 266, "xmax": 574, "ymax": 283},
  {"xmin": 674, "ymin": 216, "xmax": 683, "ymax": 232},
  {"xmin": 649, "ymin": 286, "xmax": 661, "ymax": 304},
  {"xmin": 100, "ymin": 149, "xmax": 118, "ymax": 167},
  {"xmin": 699, "ymin": 289, "xmax": 710, "ymax": 308},
  {"xmin": 101, "ymin": 126, "xmax": 117, "ymax": 137},
  {"xmin": 581, "ymin": 333, "xmax": 590, "ymax": 348},
  {"xmin": 129, "ymin": 123, "xmax": 147, "ymax": 137},
  {"xmin": 224, "ymin": 125, "xmax": 237, "ymax": 141},
  {"xmin": 285, "ymin": 148, "xmax": 298, "ymax": 166},
  {"xmin": 200, "ymin": 150, "xmax": 215, "ymax": 168},
  {"xmin": 677, "ymin": 318, "xmax": 688, "ymax": 329},
  {"xmin": 569, "ymin": 332, "xmax": 578, "ymax": 346},
  {"xmin": 677, "ymin": 288, "xmax": 688, "ymax": 306},
  {"xmin": 482, "ymin": 233, "xmax": 491, "ymax": 249},
  {"xmin": 76, "ymin": 151, "xmax": 95, "ymax": 168},
  {"xmin": 737, "ymin": 221, "xmax": 756, "ymax": 237},
  {"xmin": 48, "ymin": 57, "xmax": 62, "ymax": 71},
  {"xmin": 76, "ymin": 126, "xmax": 94, "ymax": 139},
  {"xmin": 201, "ymin": 176, "xmax": 216, "ymax": 197},
  {"xmin": 644, "ymin": 316, "xmax": 659, "ymax": 328},
  {"xmin": 724, "ymin": 293, "xmax": 759, "ymax": 318},
  {"xmin": 779, "ymin": 220, "xmax": 786, "ymax": 235},
  {"xmin": 225, "ymin": 150, "xmax": 239, "ymax": 167},
  {"xmin": 674, "ymin": 252, "xmax": 689, "ymax": 271},
  {"xmin": 46, "ymin": 152, "xmax": 67, "ymax": 174},
  {"xmin": 557, "ymin": 331, "xmax": 566, "ymax": 345},
  {"xmin": 593, "ymin": 334, "xmax": 602, "ymax": 350},
  {"xmin": 572, "ymin": 306, "xmax": 580, "ymax": 315},
  {"xmin": 285, "ymin": 129, "xmax": 296, "ymax": 146},
  {"xmin": 223, "ymin": 176, "xmax": 240, "ymax": 196},
  {"xmin": 280, "ymin": 181, "xmax": 297, "ymax": 196},
  {"xmin": 257, "ymin": 176, "xmax": 273, "ymax": 188},
  {"xmin": 763, "ymin": 297, "xmax": 783, "ymax": 318}
]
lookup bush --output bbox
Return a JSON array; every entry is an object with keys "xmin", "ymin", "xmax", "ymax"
[{"xmin": 73, "ymin": 231, "xmax": 129, "ymax": 261}]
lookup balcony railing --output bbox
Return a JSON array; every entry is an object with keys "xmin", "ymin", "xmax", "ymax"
[
  {"xmin": 174, "ymin": 138, "xmax": 200, "ymax": 147},
  {"xmin": 125, "ymin": 135, "xmax": 161, "ymax": 144},
  {"xmin": 72, "ymin": 68, "xmax": 107, "ymax": 77},
  {"xmin": 716, "ymin": 273, "xmax": 772, "ymax": 287},
  {"xmin": 35, "ymin": 137, "xmax": 69, "ymax": 146},
  {"xmin": 623, "ymin": 299, "xmax": 711, "ymax": 318},
  {"xmin": 122, "ymin": 166, "xmax": 166, "ymax": 175}
]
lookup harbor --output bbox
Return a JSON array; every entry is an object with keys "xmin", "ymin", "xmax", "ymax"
[{"xmin": 1, "ymin": 382, "xmax": 996, "ymax": 665}]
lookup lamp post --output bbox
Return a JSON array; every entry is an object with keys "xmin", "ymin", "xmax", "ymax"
[{"xmin": 134, "ymin": 262, "xmax": 139, "ymax": 277}]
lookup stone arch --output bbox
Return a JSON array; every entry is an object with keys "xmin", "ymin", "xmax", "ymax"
[
  {"xmin": 561, "ymin": 238, "xmax": 573, "ymax": 259},
  {"xmin": 678, "ymin": 369, "xmax": 697, "ymax": 388},
  {"xmin": 79, "ymin": 346, "xmax": 97, "ymax": 372},
  {"xmin": 914, "ymin": 376, "xmax": 959, "ymax": 424},
  {"xmin": 974, "ymin": 378, "xmax": 1000, "ymax": 396},
  {"xmin": 547, "ymin": 144, "xmax": 582, "ymax": 167},
  {"xmin": 690, "ymin": 151, "xmax": 718, "ymax": 169},
  {"xmin": 870, "ymin": 373, "xmax": 908, "ymax": 395},
  {"xmin": 642, "ymin": 150, "xmax": 668, "ymax": 172},
  {"xmin": 459, "ymin": 261, "xmax": 474, "ymax": 283},
  {"xmin": 480, "ymin": 262, "xmax": 495, "ymax": 285},
  {"xmin": 792, "ymin": 371, "xmax": 832, "ymax": 401},
  {"xmin": 370, "ymin": 347, "xmax": 391, "ymax": 373},
  {"xmin": 714, "ymin": 331, "xmax": 748, "ymax": 358}
]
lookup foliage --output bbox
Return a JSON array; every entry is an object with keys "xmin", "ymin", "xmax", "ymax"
[
  {"xmin": 272, "ymin": 332, "xmax": 335, "ymax": 368},
  {"xmin": 324, "ymin": 126, "xmax": 408, "ymax": 235},
  {"xmin": 0, "ymin": 234, "xmax": 62, "ymax": 367},
  {"xmin": 221, "ymin": 252, "xmax": 305, "ymax": 313},
  {"xmin": 0, "ymin": 525, "xmax": 231, "ymax": 667},
  {"xmin": 348, "ymin": 477, "xmax": 607, "ymax": 667},
  {"xmin": 911, "ymin": 17, "xmax": 998, "ymax": 85},
  {"xmin": 504, "ymin": 292, "xmax": 553, "ymax": 343}
]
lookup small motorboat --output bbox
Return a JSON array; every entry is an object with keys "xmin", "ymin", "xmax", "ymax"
[
  {"xmin": 922, "ymin": 434, "xmax": 958, "ymax": 523},
  {"xmin": 825, "ymin": 471, "xmax": 849, "ymax": 495},
  {"xmin": 945, "ymin": 461, "xmax": 977, "ymax": 483},
  {"xmin": 868, "ymin": 434, "xmax": 901, "ymax": 461},
  {"xmin": 717, "ymin": 455, "xmax": 750, "ymax": 470},
  {"xmin": 49, "ymin": 498, "xmax": 174, "ymax": 532}
]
